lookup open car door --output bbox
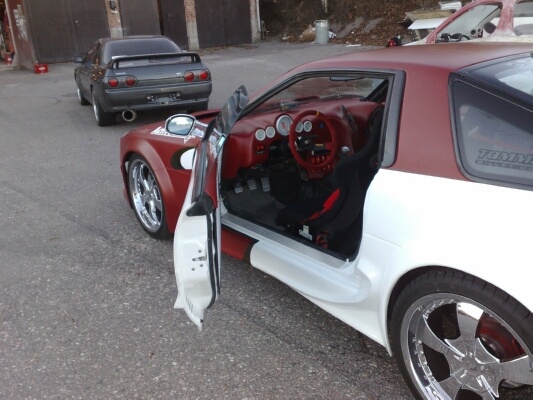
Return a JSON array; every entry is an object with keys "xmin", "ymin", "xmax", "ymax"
[{"xmin": 173, "ymin": 86, "xmax": 248, "ymax": 329}]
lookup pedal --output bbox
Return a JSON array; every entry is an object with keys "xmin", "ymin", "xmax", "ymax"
[
  {"xmin": 261, "ymin": 177, "xmax": 270, "ymax": 192},
  {"xmin": 247, "ymin": 179, "xmax": 257, "ymax": 191},
  {"xmin": 234, "ymin": 182, "xmax": 243, "ymax": 193}
]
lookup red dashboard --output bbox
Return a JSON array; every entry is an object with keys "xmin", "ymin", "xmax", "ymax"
[{"xmin": 221, "ymin": 99, "xmax": 381, "ymax": 179}]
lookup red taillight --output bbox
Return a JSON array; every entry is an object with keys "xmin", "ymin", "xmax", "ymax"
[
  {"xmin": 184, "ymin": 71, "xmax": 195, "ymax": 82},
  {"xmin": 198, "ymin": 70, "xmax": 209, "ymax": 80},
  {"xmin": 107, "ymin": 78, "xmax": 119, "ymax": 88},
  {"xmin": 125, "ymin": 76, "xmax": 136, "ymax": 87}
]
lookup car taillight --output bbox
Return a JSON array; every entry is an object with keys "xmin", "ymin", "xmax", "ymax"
[
  {"xmin": 125, "ymin": 76, "xmax": 137, "ymax": 87},
  {"xmin": 108, "ymin": 78, "xmax": 119, "ymax": 88},
  {"xmin": 198, "ymin": 70, "xmax": 209, "ymax": 80},
  {"xmin": 184, "ymin": 71, "xmax": 195, "ymax": 82}
]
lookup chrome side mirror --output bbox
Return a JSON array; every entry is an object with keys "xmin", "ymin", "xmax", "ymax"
[{"xmin": 165, "ymin": 115, "xmax": 195, "ymax": 136}]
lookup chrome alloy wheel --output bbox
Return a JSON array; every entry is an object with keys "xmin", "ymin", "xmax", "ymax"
[
  {"xmin": 399, "ymin": 293, "xmax": 533, "ymax": 399},
  {"xmin": 129, "ymin": 157, "xmax": 164, "ymax": 235}
]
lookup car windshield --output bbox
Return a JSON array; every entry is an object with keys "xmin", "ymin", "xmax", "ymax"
[
  {"xmin": 256, "ymin": 75, "xmax": 385, "ymax": 111},
  {"xmin": 102, "ymin": 38, "xmax": 181, "ymax": 64},
  {"xmin": 439, "ymin": 3, "xmax": 502, "ymax": 39}
]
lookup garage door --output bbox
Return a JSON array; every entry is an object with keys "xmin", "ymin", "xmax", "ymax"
[
  {"xmin": 159, "ymin": 0, "xmax": 188, "ymax": 49},
  {"xmin": 195, "ymin": 0, "xmax": 252, "ymax": 48},
  {"xmin": 25, "ymin": 0, "xmax": 110, "ymax": 63},
  {"xmin": 118, "ymin": 0, "xmax": 160, "ymax": 36}
]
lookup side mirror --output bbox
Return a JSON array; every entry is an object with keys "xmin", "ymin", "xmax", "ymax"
[
  {"xmin": 165, "ymin": 114, "xmax": 195, "ymax": 136},
  {"xmin": 73, "ymin": 55, "xmax": 84, "ymax": 63}
]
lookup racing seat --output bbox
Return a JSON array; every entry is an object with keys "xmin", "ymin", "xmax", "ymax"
[{"xmin": 276, "ymin": 105, "xmax": 384, "ymax": 255}]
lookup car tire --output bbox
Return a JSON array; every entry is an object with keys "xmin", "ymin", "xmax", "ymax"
[
  {"xmin": 92, "ymin": 91, "xmax": 116, "ymax": 126},
  {"xmin": 76, "ymin": 84, "xmax": 90, "ymax": 106},
  {"xmin": 127, "ymin": 154, "xmax": 170, "ymax": 239},
  {"xmin": 391, "ymin": 269, "xmax": 533, "ymax": 399}
]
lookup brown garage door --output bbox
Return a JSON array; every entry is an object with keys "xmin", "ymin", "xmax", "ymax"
[
  {"xmin": 159, "ymin": 0, "xmax": 188, "ymax": 49},
  {"xmin": 118, "ymin": 0, "xmax": 160, "ymax": 36},
  {"xmin": 25, "ymin": 0, "xmax": 110, "ymax": 63},
  {"xmin": 195, "ymin": 0, "xmax": 252, "ymax": 48}
]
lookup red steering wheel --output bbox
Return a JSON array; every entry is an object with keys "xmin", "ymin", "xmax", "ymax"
[{"xmin": 288, "ymin": 110, "xmax": 338, "ymax": 171}]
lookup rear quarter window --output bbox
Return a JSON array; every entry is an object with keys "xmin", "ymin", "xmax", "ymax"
[
  {"xmin": 452, "ymin": 80, "xmax": 533, "ymax": 188},
  {"xmin": 103, "ymin": 38, "xmax": 181, "ymax": 64}
]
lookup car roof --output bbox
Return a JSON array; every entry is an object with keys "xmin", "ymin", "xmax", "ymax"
[
  {"xmin": 296, "ymin": 42, "xmax": 533, "ymax": 74},
  {"xmin": 98, "ymin": 35, "xmax": 181, "ymax": 64},
  {"xmin": 99, "ymin": 35, "xmax": 172, "ymax": 45}
]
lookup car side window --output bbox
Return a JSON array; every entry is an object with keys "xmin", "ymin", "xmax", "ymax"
[
  {"xmin": 452, "ymin": 81, "xmax": 533, "ymax": 188},
  {"xmin": 514, "ymin": 0, "xmax": 533, "ymax": 35},
  {"xmin": 85, "ymin": 42, "xmax": 99, "ymax": 64}
]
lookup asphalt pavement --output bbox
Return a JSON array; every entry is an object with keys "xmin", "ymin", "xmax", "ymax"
[{"xmin": 0, "ymin": 40, "xmax": 515, "ymax": 399}]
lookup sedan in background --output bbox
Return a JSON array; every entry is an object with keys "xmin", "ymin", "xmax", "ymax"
[
  {"xmin": 120, "ymin": 43, "xmax": 533, "ymax": 399},
  {"xmin": 74, "ymin": 35, "xmax": 212, "ymax": 126}
]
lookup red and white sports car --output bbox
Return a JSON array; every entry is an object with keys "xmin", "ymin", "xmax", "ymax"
[{"xmin": 120, "ymin": 43, "xmax": 533, "ymax": 399}]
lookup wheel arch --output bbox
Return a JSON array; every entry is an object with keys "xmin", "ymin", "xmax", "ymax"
[
  {"xmin": 386, "ymin": 265, "xmax": 443, "ymax": 341},
  {"xmin": 121, "ymin": 143, "xmax": 180, "ymax": 234},
  {"xmin": 385, "ymin": 264, "xmax": 533, "ymax": 346}
]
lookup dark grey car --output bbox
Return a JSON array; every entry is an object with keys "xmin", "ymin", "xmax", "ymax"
[{"xmin": 73, "ymin": 35, "xmax": 212, "ymax": 126}]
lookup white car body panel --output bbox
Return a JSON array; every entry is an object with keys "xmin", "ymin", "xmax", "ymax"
[
  {"xmin": 365, "ymin": 169, "xmax": 533, "ymax": 350},
  {"xmin": 173, "ymin": 164, "xmax": 218, "ymax": 330},
  {"xmin": 408, "ymin": 17, "xmax": 448, "ymax": 30}
]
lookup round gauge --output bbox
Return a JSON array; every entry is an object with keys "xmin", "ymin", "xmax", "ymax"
[
  {"xmin": 295, "ymin": 121, "xmax": 304, "ymax": 133},
  {"xmin": 265, "ymin": 126, "xmax": 276, "ymax": 138},
  {"xmin": 275, "ymin": 114, "xmax": 293, "ymax": 136},
  {"xmin": 255, "ymin": 128, "xmax": 266, "ymax": 141},
  {"xmin": 303, "ymin": 120, "xmax": 313, "ymax": 132}
]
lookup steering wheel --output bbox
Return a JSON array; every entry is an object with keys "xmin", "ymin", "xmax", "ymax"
[{"xmin": 288, "ymin": 110, "xmax": 338, "ymax": 171}]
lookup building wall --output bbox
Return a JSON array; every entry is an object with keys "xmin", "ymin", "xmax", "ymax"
[
  {"xmin": 184, "ymin": 0, "xmax": 199, "ymax": 50},
  {"xmin": 6, "ymin": 0, "xmax": 33, "ymax": 68},
  {"xmin": 106, "ymin": 0, "xmax": 122, "ymax": 38},
  {"xmin": 250, "ymin": 0, "xmax": 260, "ymax": 42},
  {"xmin": 5, "ymin": 0, "xmax": 259, "ymax": 68}
]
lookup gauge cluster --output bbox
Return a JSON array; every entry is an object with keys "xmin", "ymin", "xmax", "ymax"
[{"xmin": 254, "ymin": 114, "xmax": 313, "ymax": 142}]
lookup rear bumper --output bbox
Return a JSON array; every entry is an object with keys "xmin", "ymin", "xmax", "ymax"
[{"xmin": 103, "ymin": 82, "xmax": 212, "ymax": 112}]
